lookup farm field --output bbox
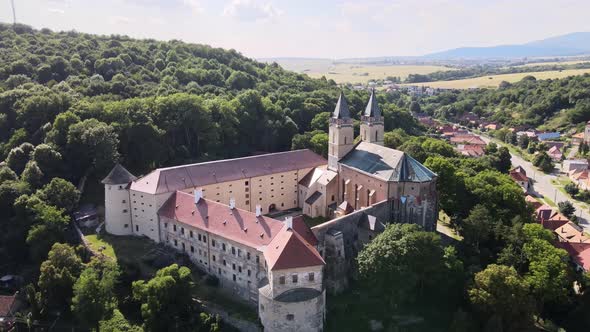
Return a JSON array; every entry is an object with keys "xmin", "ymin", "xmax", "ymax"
[
  {"xmin": 305, "ymin": 63, "xmax": 453, "ymax": 84},
  {"xmin": 404, "ymin": 68, "xmax": 590, "ymax": 89},
  {"xmin": 515, "ymin": 60, "xmax": 590, "ymax": 67}
]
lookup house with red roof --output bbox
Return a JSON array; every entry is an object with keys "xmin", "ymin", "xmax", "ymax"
[
  {"xmin": 0, "ymin": 293, "xmax": 22, "ymax": 329},
  {"xmin": 547, "ymin": 146, "xmax": 563, "ymax": 161},
  {"xmin": 449, "ymin": 135, "xmax": 487, "ymax": 146},
  {"xmin": 509, "ymin": 166, "xmax": 530, "ymax": 191},
  {"xmin": 535, "ymin": 205, "xmax": 569, "ymax": 231},
  {"xmin": 456, "ymin": 144, "xmax": 485, "ymax": 157}
]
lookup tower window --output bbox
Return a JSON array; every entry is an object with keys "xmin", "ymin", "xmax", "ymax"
[
  {"xmin": 292, "ymin": 275, "xmax": 298, "ymax": 283},
  {"xmin": 286, "ymin": 314, "xmax": 294, "ymax": 321},
  {"xmin": 279, "ymin": 276, "xmax": 285, "ymax": 284},
  {"xmin": 309, "ymin": 272, "xmax": 315, "ymax": 282}
]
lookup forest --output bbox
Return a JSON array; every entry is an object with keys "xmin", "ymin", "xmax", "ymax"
[
  {"xmin": 1, "ymin": 23, "xmax": 590, "ymax": 331},
  {"xmin": 414, "ymin": 73, "xmax": 590, "ymax": 131}
]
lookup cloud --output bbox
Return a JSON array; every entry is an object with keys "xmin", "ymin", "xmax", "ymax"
[
  {"xmin": 109, "ymin": 15, "xmax": 135, "ymax": 25},
  {"xmin": 182, "ymin": 0, "xmax": 204, "ymax": 14},
  {"xmin": 48, "ymin": 8, "xmax": 66, "ymax": 14},
  {"xmin": 223, "ymin": 0, "xmax": 283, "ymax": 22}
]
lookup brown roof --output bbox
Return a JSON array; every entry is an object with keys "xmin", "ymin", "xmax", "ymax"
[
  {"xmin": 0, "ymin": 294, "xmax": 16, "ymax": 317},
  {"xmin": 555, "ymin": 222, "xmax": 590, "ymax": 243},
  {"xmin": 131, "ymin": 149, "xmax": 326, "ymax": 194},
  {"xmin": 510, "ymin": 171, "xmax": 528, "ymax": 183},
  {"xmin": 292, "ymin": 215, "xmax": 318, "ymax": 246},
  {"xmin": 450, "ymin": 135, "xmax": 486, "ymax": 146},
  {"xmin": 264, "ymin": 226, "xmax": 325, "ymax": 271},
  {"xmin": 558, "ymin": 242, "xmax": 590, "ymax": 271},
  {"xmin": 457, "ymin": 144, "xmax": 485, "ymax": 157},
  {"xmin": 158, "ymin": 191, "xmax": 285, "ymax": 249}
]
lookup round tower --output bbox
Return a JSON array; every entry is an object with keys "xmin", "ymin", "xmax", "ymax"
[
  {"xmin": 259, "ymin": 225, "xmax": 326, "ymax": 332},
  {"xmin": 102, "ymin": 164, "xmax": 136, "ymax": 235}
]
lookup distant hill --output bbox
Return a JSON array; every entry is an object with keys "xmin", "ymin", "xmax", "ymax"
[{"xmin": 425, "ymin": 32, "xmax": 590, "ymax": 59}]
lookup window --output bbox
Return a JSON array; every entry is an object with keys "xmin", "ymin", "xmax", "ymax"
[
  {"xmin": 173, "ymin": 224, "xmax": 177, "ymax": 231},
  {"xmin": 223, "ymin": 260, "xmax": 226, "ymax": 266},
  {"xmin": 118, "ymin": 185, "xmax": 123, "ymax": 189},
  {"xmin": 245, "ymin": 181, "xmax": 249, "ymax": 186},
  {"xmin": 122, "ymin": 199, "xmax": 126, "ymax": 203},
  {"xmin": 237, "ymin": 249, "xmax": 241, "ymax": 257},
  {"xmin": 122, "ymin": 209, "xmax": 128, "ymax": 213},
  {"xmin": 181, "ymin": 227, "xmax": 185, "ymax": 235},
  {"xmin": 286, "ymin": 314, "xmax": 294, "ymax": 321},
  {"xmin": 164, "ymin": 222, "xmax": 168, "ymax": 228},
  {"xmin": 279, "ymin": 276, "xmax": 285, "ymax": 284},
  {"xmin": 135, "ymin": 225, "xmax": 139, "ymax": 231},
  {"xmin": 190, "ymin": 245, "xmax": 194, "ymax": 253},
  {"xmin": 190, "ymin": 231, "xmax": 193, "ymax": 238},
  {"xmin": 198, "ymin": 234, "xmax": 202, "ymax": 241},
  {"xmin": 256, "ymin": 255, "xmax": 260, "ymax": 263},
  {"xmin": 238, "ymin": 266, "xmax": 242, "ymax": 273},
  {"xmin": 245, "ymin": 188, "xmax": 249, "ymax": 192},
  {"xmin": 218, "ymin": 268, "xmax": 221, "ymax": 274},
  {"xmin": 212, "ymin": 255, "xmax": 216, "ymax": 262},
  {"xmin": 233, "ymin": 274, "xmax": 236, "ymax": 281},
  {"xmin": 247, "ymin": 252, "xmax": 251, "ymax": 260},
  {"xmin": 232, "ymin": 263, "xmax": 236, "ymax": 270},
  {"xmin": 174, "ymin": 239, "xmax": 178, "ymax": 246},
  {"xmin": 292, "ymin": 275, "xmax": 298, "ymax": 283},
  {"xmin": 203, "ymin": 235, "xmax": 207, "ymax": 243},
  {"xmin": 245, "ymin": 200, "xmax": 249, "ymax": 205},
  {"xmin": 308, "ymin": 272, "xmax": 315, "ymax": 282},
  {"xmin": 245, "ymin": 194, "xmax": 249, "ymax": 198},
  {"xmin": 124, "ymin": 224, "xmax": 129, "ymax": 228},
  {"xmin": 247, "ymin": 269, "xmax": 251, "ymax": 277},
  {"xmin": 222, "ymin": 243, "xmax": 226, "ymax": 251},
  {"xmin": 232, "ymin": 247, "xmax": 236, "ymax": 255},
  {"xmin": 212, "ymin": 239, "xmax": 216, "ymax": 247}
]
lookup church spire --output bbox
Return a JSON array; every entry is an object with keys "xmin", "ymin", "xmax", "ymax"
[
  {"xmin": 333, "ymin": 92, "xmax": 351, "ymax": 119},
  {"xmin": 363, "ymin": 89, "xmax": 381, "ymax": 118}
]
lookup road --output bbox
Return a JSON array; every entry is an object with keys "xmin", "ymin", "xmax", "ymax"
[{"xmin": 478, "ymin": 135, "xmax": 590, "ymax": 231}]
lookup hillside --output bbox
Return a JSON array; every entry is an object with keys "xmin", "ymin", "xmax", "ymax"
[{"xmin": 426, "ymin": 32, "xmax": 590, "ymax": 59}]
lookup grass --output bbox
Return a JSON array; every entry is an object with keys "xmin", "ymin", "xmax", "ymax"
[
  {"xmin": 303, "ymin": 63, "xmax": 453, "ymax": 84},
  {"xmin": 544, "ymin": 196, "xmax": 557, "ymax": 207},
  {"xmin": 303, "ymin": 215, "xmax": 329, "ymax": 227},
  {"xmin": 85, "ymin": 232, "xmax": 259, "ymax": 322},
  {"xmin": 437, "ymin": 211, "xmax": 462, "ymax": 241},
  {"xmin": 403, "ymin": 68, "xmax": 590, "ymax": 89},
  {"xmin": 85, "ymin": 232, "xmax": 163, "ymax": 277}
]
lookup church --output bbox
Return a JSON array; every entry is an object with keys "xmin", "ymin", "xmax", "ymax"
[{"xmin": 101, "ymin": 90, "xmax": 438, "ymax": 332}]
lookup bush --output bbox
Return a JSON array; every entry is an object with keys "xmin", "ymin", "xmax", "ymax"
[{"xmin": 565, "ymin": 183, "xmax": 579, "ymax": 196}]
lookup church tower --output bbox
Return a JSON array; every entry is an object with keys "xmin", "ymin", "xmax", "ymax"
[
  {"xmin": 360, "ymin": 89, "xmax": 384, "ymax": 145},
  {"xmin": 328, "ymin": 92, "xmax": 354, "ymax": 171}
]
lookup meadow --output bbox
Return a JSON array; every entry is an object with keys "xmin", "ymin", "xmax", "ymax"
[
  {"xmin": 404, "ymin": 68, "xmax": 590, "ymax": 89},
  {"xmin": 306, "ymin": 63, "xmax": 453, "ymax": 84}
]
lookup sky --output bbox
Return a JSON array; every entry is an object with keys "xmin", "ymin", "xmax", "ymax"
[{"xmin": 3, "ymin": 0, "xmax": 590, "ymax": 59}]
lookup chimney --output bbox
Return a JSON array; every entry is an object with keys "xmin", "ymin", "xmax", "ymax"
[
  {"xmin": 194, "ymin": 189, "xmax": 203, "ymax": 204},
  {"xmin": 285, "ymin": 216, "xmax": 293, "ymax": 230},
  {"xmin": 229, "ymin": 198, "xmax": 236, "ymax": 210},
  {"xmin": 255, "ymin": 204, "xmax": 262, "ymax": 217}
]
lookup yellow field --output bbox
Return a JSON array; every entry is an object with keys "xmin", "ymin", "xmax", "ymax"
[
  {"xmin": 306, "ymin": 63, "xmax": 453, "ymax": 84},
  {"xmin": 404, "ymin": 68, "xmax": 590, "ymax": 89},
  {"xmin": 516, "ymin": 60, "xmax": 590, "ymax": 67}
]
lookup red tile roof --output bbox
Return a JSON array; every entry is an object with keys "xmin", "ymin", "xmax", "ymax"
[
  {"xmin": 264, "ymin": 226, "xmax": 325, "ymax": 271},
  {"xmin": 292, "ymin": 215, "xmax": 318, "ymax": 246},
  {"xmin": 158, "ymin": 191, "xmax": 285, "ymax": 249},
  {"xmin": 450, "ymin": 135, "xmax": 486, "ymax": 146},
  {"xmin": 0, "ymin": 294, "xmax": 16, "ymax": 317},
  {"xmin": 457, "ymin": 144, "xmax": 485, "ymax": 157},
  {"xmin": 131, "ymin": 150, "xmax": 326, "ymax": 194},
  {"xmin": 557, "ymin": 242, "xmax": 590, "ymax": 271},
  {"xmin": 510, "ymin": 171, "xmax": 529, "ymax": 183},
  {"xmin": 525, "ymin": 195, "xmax": 542, "ymax": 210}
]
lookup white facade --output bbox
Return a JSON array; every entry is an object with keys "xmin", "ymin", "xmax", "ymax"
[{"xmin": 104, "ymin": 184, "xmax": 133, "ymax": 235}]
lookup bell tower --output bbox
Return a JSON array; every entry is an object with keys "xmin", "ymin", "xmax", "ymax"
[
  {"xmin": 328, "ymin": 92, "xmax": 354, "ymax": 171},
  {"xmin": 360, "ymin": 89, "xmax": 384, "ymax": 145}
]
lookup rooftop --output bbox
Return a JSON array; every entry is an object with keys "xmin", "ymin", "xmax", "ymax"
[
  {"xmin": 158, "ymin": 191, "xmax": 285, "ymax": 249},
  {"xmin": 264, "ymin": 226, "xmax": 325, "ymax": 271},
  {"xmin": 339, "ymin": 141, "xmax": 436, "ymax": 183},
  {"xmin": 0, "ymin": 294, "xmax": 17, "ymax": 317},
  {"xmin": 131, "ymin": 149, "xmax": 326, "ymax": 194},
  {"xmin": 102, "ymin": 163, "xmax": 137, "ymax": 185}
]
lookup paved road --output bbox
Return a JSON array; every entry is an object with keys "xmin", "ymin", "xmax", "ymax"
[{"xmin": 478, "ymin": 134, "xmax": 590, "ymax": 231}]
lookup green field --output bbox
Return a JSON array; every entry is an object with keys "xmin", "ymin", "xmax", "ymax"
[
  {"xmin": 404, "ymin": 68, "xmax": 590, "ymax": 89},
  {"xmin": 515, "ymin": 60, "xmax": 590, "ymax": 67}
]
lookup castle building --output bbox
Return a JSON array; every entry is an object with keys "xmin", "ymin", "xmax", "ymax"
[{"xmin": 102, "ymin": 90, "xmax": 438, "ymax": 331}]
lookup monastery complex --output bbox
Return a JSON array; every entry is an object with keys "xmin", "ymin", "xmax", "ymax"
[{"xmin": 102, "ymin": 90, "xmax": 439, "ymax": 331}]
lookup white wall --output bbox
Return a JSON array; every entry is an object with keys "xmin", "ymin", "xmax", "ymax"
[{"xmin": 104, "ymin": 184, "xmax": 132, "ymax": 235}]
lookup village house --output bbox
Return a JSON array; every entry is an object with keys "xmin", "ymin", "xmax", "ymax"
[
  {"xmin": 525, "ymin": 195, "xmax": 542, "ymax": 210},
  {"xmin": 547, "ymin": 146, "xmax": 564, "ymax": 161},
  {"xmin": 456, "ymin": 144, "xmax": 485, "ymax": 157},
  {"xmin": 563, "ymin": 159, "xmax": 588, "ymax": 174},
  {"xmin": 535, "ymin": 205, "xmax": 569, "ymax": 231},
  {"xmin": 585, "ymin": 121, "xmax": 590, "ymax": 144},
  {"xmin": 449, "ymin": 134, "xmax": 486, "ymax": 146},
  {"xmin": 568, "ymin": 169, "xmax": 589, "ymax": 190},
  {"xmin": 0, "ymin": 293, "xmax": 22, "ymax": 329},
  {"xmin": 572, "ymin": 132, "xmax": 585, "ymax": 145},
  {"xmin": 509, "ymin": 166, "xmax": 530, "ymax": 191}
]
